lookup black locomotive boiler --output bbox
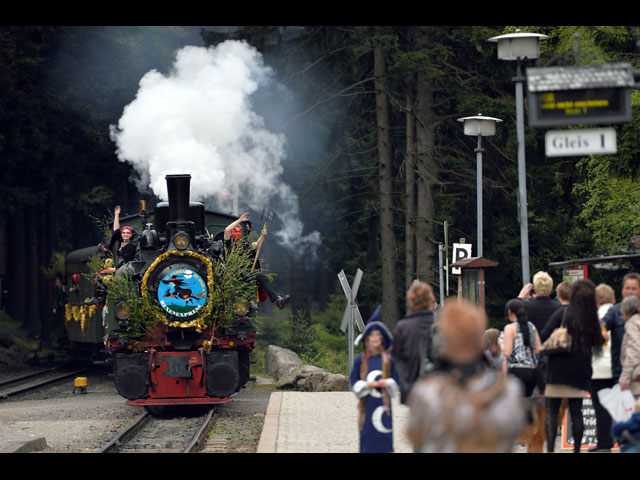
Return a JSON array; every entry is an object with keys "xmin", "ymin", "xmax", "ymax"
[{"xmin": 103, "ymin": 174, "xmax": 257, "ymax": 410}]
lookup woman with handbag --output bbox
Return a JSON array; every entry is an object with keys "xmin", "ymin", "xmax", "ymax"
[
  {"xmin": 503, "ymin": 298, "xmax": 542, "ymax": 397},
  {"xmin": 541, "ymin": 279, "xmax": 603, "ymax": 453},
  {"xmin": 619, "ymin": 295, "xmax": 640, "ymax": 401}
]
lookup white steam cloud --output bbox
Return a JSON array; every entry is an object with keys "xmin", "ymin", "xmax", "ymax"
[{"xmin": 109, "ymin": 40, "xmax": 320, "ymax": 256}]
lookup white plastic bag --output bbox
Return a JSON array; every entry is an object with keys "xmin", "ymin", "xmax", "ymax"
[{"xmin": 598, "ymin": 384, "xmax": 636, "ymax": 423}]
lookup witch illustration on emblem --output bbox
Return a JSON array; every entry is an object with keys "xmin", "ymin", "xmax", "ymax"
[{"xmin": 157, "ymin": 269, "xmax": 207, "ymax": 317}]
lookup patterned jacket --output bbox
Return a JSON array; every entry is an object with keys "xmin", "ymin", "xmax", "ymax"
[{"xmin": 620, "ymin": 313, "xmax": 640, "ymax": 396}]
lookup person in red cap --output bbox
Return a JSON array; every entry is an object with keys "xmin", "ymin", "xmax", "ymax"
[
  {"xmin": 223, "ymin": 212, "xmax": 290, "ymax": 309},
  {"xmin": 107, "ymin": 205, "xmax": 138, "ymax": 267},
  {"xmin": 86, "ymin": 206, "xmax": 137, "ymax": 305}
]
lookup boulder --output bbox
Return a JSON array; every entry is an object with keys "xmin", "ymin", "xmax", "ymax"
[
  {"xmin": 264, "ymin": 345, "xmax": 303, "ymax": 378},
  {"xmin": 266, "ymin": 345, "xmax": 349, "ymax": 392}
]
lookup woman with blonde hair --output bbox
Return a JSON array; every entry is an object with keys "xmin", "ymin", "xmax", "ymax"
[{"xmin": 518, "ymin": 271, "xmax": 562, "ymax": 334}]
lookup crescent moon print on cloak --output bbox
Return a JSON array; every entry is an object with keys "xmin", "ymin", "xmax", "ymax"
[{"xmin": 372, "ymin": 406, "xmax": 393, "ymax": 434}]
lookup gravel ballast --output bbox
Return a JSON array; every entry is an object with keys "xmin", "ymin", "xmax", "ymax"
[{"xmin": 0, "ymin": 367, "xmax": 273, "ymax": 453}]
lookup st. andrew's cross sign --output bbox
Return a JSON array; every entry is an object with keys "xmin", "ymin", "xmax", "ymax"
[{"xmin": 338, "ymin": 268, "xmax": 365, "ymax": 373}]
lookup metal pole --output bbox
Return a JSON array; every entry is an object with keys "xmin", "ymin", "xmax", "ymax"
[
  {"xmin": 348, "ymin": 291, "xmax": 354, "ymax": 374},
  {"xmin": 444, "ymin": 220, "xmax": 449, "ymax": 297},
  {"xmin": 514, "ymin": 60, "xmax": 530, "ymax": 285},
  {"xmin": 475, "ymin": 134, "xmax": 484, "ymax": 258},
  {"xmin": 438, "ymin": 243, "xmax": 445, "ymax": 304}
]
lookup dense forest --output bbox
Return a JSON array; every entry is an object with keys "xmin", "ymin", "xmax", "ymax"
[{"xmin": 1, "ymin": 26, "xmax": 640, "ymax": 342}]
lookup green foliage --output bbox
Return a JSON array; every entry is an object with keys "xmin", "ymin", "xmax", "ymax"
[
  {"xmin": 42, "ymin": 251, "xmax": 67, "ymax": 280},
  {"xmin": 574, "ymin": 156, "xmax": 640, "ymax": 252},
  {"xmin": 211, "ymin": 241, "xmax": 261, "ymax": 330},
  {"xmin": 286, "ymin": 309, "xmax": 317, "ymax": 358},
  {"xmin": 101, "ymin": 274, "xmax": 150, "ymax": 337}
]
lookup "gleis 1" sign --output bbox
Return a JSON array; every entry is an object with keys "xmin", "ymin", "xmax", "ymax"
[{"xmin": 545, "ymin": 128, "xmax": 617, "ymax": 157}]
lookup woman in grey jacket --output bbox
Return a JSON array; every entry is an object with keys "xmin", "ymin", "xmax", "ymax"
[{"xmin": 619, "ymin": 295, "xmax": 640, "ymax": 400}]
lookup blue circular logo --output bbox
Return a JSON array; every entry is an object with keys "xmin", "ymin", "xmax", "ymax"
[{"xmin": 157, "ymin": 269, "xmax": 207, "ymax": 318}]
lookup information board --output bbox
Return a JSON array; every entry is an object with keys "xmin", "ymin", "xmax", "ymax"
[
  {"xmin": 529, "ymin": 88, "xmax": 631, "ymax": 127},
  {"xmin": 560, "ymin": 393, "xmax": 619, "ymax": 451},
  {"xmin": 527, "ymin": 64, "xmax": 634, "ymax": 127}
]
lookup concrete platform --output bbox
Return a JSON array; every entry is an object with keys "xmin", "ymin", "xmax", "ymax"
[
  {"xmin": 256, "ymin": 391, "xmax": 588, "ymax": 453},
  {"xmin": 257, "ymin": 391, "xmax": 412, "ymax": 453}
]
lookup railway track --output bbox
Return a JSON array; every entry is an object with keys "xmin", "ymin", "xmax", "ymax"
[
  {"xmin": 0, "ymin": 367, "xmax": 87, "ymax": 400},
  {"xmin": 98, "ymin": 407, "xmax": 215, "ymax": 453}
]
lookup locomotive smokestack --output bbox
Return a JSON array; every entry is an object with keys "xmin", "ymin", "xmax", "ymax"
[{"xmin": 166, "ymin": 174, "xmax": 191, "ymax": 222}]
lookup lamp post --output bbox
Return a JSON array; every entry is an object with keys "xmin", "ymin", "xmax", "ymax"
[
  {"xmin": 457, "ymin": 114, "xmax": 502, "ymax": 259},
  {"xmin": 488, "ymin": 30, "xmax": 549, "ymax": 286}
]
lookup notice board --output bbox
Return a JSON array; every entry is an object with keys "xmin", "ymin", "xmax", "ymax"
[{"xmin": 560, "ymin": 393, "xmax": 619, "ymax": 451}]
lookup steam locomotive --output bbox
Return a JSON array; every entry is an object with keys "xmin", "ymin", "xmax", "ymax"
[{"xmin": 64, "ymin": 174, "xmax": 257, "ymax": 411}]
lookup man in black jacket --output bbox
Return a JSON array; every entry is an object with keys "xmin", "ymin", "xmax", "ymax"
[
  {"xmin": 518, "ymin": 270, "xmax": 562, "ymax": 334},
  {"xmin": 391, "ymin": 281, "xmax": 437, "ymax": 404}
]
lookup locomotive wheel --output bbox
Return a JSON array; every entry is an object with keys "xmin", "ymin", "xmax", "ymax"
[
  {"xmin": 115, "ymin": 364, "xmax": 149, "ymax": 400},
  {"xmin": 146, "ymin": 405, "xmax": 169, "ymax": 417},
  {"xmin": 206, "ymin": 351, "xmax": 240, "ymax": 398}
]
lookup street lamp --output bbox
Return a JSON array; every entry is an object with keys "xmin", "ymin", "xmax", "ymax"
[
  {"xmin": 488, "ymin": 30, "xmax": 549, "ymax": 286},
  {"xmin": 457, "ymin": 114, "xmax": 502, "ymax": 259}
]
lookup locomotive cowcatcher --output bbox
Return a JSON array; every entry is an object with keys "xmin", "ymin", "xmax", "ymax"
[{"xmin": 105, "ymin": 174, "xmax": 257, "ymax": 410}]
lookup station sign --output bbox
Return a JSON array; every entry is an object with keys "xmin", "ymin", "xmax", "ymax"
[
  {"xmin": 545, "ymin": 127, "xmax": 617, "ymax": 157},
  {"xmin": 452, "ymin": 243, "xmax": 472, "ymax": 275},
  {"xmin": 527, "ymin": 63, "xmax": 634, "ymax": 127}
]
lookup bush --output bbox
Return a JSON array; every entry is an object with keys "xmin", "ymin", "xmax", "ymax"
[{"xmin": 253, "ymin": 298, "xmax": 352, "ymax": 377}]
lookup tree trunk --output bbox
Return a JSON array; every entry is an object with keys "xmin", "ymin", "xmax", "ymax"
[
  {"xmin": 373, "ymin": 43, "xmax": 399, "ymax": 329},
  {"xmin": 414, "ymin": 71, "xmax": 439, "ymax": 287},
  {"xmin": 25, "ymin": 205, "xmax": 41, "ymax": 337},
  {"xmin": 405, "ymin": 74, "xmax": 417, "ymax": 291},
  {"xmin": 7, "ymin": 207, "xmax": 27, "ymax": 330}
]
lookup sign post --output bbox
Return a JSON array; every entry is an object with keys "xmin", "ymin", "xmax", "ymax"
[{"xmin": 338, "ymin": 269, "xmax": 365, "ymax": 375}]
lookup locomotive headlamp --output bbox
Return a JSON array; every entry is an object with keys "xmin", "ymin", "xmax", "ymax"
[
  {"xmin": 173, "ymin": 232, "xmax": 190, "ymax": 250},
  {"xmin": 234, "ymin": 299, "xmax": 249, "ymax": 316},
  {"xmin": 115, "ymin": 302, "xmax": 131, "ymax": 320}
]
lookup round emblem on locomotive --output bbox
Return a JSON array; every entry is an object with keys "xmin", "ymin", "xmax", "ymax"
[{"xmin": 157, "ymin": 269, "xmax": 207, "ymax": 318}]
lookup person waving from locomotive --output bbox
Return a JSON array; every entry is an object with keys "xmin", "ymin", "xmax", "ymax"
[
  {"xmin": 223, "ymin": 212, "xmax": 290, "ymax": 310},
  {"xmin": 108, "ymin": 205, "xmax": 139, "ymax": 267}
]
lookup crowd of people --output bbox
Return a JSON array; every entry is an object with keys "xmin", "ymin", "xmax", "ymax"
[{"xmin": 349, "ymin": 270, "xmax": 640, "ymax": 453}]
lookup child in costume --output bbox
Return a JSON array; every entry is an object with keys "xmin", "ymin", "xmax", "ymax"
[{"xmin": 349, "ymin": 311, "xmax": 400, "ymax": 453}]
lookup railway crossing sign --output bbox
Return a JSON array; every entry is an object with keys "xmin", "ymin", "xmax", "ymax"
[{"xmin": 338, "ymin": 268, "xmax": 365, "ymax": 374}]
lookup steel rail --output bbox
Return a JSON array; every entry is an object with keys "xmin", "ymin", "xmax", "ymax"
[
  {"xmin": 182, "ymin": 408, "xmax": 215, "ymax": 453},
  {"xmin": 96, "ymin": 411, "xmax": 150, "ymax": 453},
  {"xmin": 0, "ymin": 369, "xmax": 87, "ymax": 399},
  {"xmin": 0, "ymin": 368, "xmax": 57, "ymax": 388}
]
